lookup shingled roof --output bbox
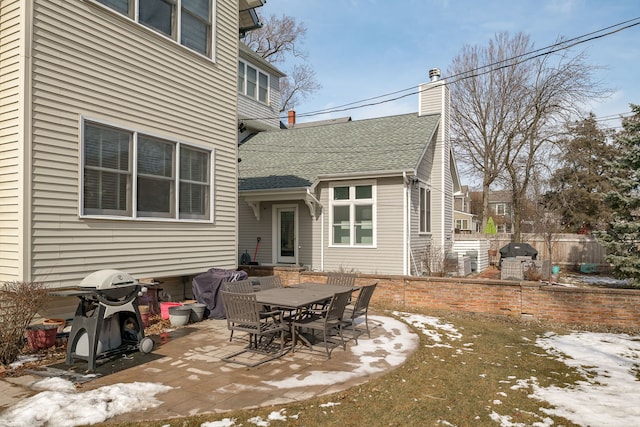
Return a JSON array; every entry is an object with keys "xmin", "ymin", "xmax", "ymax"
[{"xmin": 238, "ymin": 112, "xmax": 440, "ymax": 191}]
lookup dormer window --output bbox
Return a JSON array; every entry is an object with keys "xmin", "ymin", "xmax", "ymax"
[
  {"xmin": 94, "ymin": 0, "xmax": 214, "ymax": 58},
  {"xmin": 238, "ymin": 60, "xmax": 269, "ymax": 103}
]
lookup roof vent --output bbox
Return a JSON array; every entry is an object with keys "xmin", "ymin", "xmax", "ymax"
[{"xmin": 429, "ymin": 68, "xmax": 441, "ymax": 82}]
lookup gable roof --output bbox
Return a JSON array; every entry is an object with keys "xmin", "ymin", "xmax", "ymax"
[{"xmin": 238, "ymin": 112, "xmax": 440, "ymax": 191}]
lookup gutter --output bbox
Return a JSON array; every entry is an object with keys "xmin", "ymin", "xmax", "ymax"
[{"xmin": 316, "ymin": 169, "xmax": 415, "ymax": 182}]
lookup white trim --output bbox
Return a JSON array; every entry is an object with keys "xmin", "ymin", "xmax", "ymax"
[
  {"xmin": 238, "ymin": 59, "xmax": 271, "ymax": 104},
  {"xmin": 418, "ymin": 185, "xmax": 431, "ymax": 235},
  {"xmin": 320, "ymin": 205, "xmax": 325, "ymax": 271},
  {"xmin": 79, "ymin": 117, "xmax": 214, "ymax": 223},
  {"xmin": 272, "ymin": 204, "xmax": 298, "ymax": 264},
  {"xmin": 19, "ymin": 0, "xmax": 34, "ymax": 281},
  {"xmin": 88, "ymin": 0, "xmax": 217, "ymax": 61},
  {"xmin": 328, "ymin": 180, "xmax": 377, "ymax": 248},
  {"xmin": 403, "ymin": 173, "xmax": 409, "ymax": 275}
]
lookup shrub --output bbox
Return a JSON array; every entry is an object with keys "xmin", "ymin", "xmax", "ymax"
[
  {"xmin": 524, "ymin": 263, "xmax": 543, "ymax": 281},
  {"xmin": 423, "ymin": 244, "xmax": 450, "ymax": 276},
  {"xmin": 0, "ymin": 280, "xmax": 50, "ymax": 366}
]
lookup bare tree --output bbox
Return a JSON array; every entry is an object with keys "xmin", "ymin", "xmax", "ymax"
[
  {"xmin": 448, "ymin": 32, "xmax": 608, "ymax": 241},
  {"xmin": 243, "ymin": 14, "xmax": 321, "ymax": 112},
  {"xmin": 448, "ymin": 32, "xmax": 531, "ymax": 234}
]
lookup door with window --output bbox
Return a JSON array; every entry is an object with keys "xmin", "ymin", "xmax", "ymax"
[{"xmin": 274, "ymin": 205, "xmax": 297, "ymax": 264}]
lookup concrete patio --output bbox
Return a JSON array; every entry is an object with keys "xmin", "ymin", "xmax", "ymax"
[{"xmin": 0, "ymin": 313, "xmax": 417, "ymax": 425}]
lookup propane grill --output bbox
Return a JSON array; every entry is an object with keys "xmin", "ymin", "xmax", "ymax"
[{"xmin": 62, "ymin": 269, "xmax": 154, "ymax": 371}]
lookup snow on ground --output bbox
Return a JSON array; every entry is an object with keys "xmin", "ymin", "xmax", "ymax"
[
  {"xmin": 0, "ymin": 380, "xmax": 172, "ymax": 427},
  {"xmin": 1, "ymin": 314, "xmax": 639, "ymax": 427},
  {"xmin": 559, "ymin": 273, "xmax": 630, "ymax": 288}
]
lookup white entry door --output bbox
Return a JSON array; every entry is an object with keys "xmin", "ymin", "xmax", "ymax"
[{"xmin": 274, "ymin": 205, "xmax": 297, "ymax": 264}]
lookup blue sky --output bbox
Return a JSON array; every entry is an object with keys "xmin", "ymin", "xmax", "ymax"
[{"xmin": 257, "ymin": 0, "xmax": 639, "ymax": 130}]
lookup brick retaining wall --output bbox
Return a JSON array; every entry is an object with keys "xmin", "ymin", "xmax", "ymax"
[{"xmin": 262, "ymin": 267, "xmax": 640, "ymax": 329}]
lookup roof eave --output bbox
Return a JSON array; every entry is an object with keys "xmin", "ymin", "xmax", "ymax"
[
  {"xmin": 240, "ymin": 187, "xmax": 309, "ymax": 200},
  {"xmin": 315, "ymin": 169, "xmax": 416, "ymax": 182}
]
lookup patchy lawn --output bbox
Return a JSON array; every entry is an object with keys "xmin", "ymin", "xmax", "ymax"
[{"xmin": 100, "ymin": 308, "xmax": 640, "ymax": 426}]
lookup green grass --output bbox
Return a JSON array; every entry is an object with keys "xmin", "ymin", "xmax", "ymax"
[{"xmin": 100, "ymin": 307, "xmax": 587, "ymax": 427}]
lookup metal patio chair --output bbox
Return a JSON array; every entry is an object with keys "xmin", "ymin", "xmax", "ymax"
[
  {"xmin": 326, "ymin": 272, "xmax": 357, "ymax": 287},
  {"xmin": 292, "ymin": 289, "xmax": 352, "ymax": 359},
  {"xmin": 343, "ymin": 282, "xmax": 377, "ymax": 343},
  {"xmin": 222, "ymin": 279, "xmax": 254, "ymax": 293},
  {"xmin": 258, "ymin": 275, "xmax": 283, "ymax": 291},
  {"xmin": 220, "ymin": 291, "xmax": 288, "ymax": 366}
]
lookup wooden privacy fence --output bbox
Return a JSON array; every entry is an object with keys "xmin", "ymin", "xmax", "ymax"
[{"xmin": 484, "ymin": 233, "xmax": 608, "ymax": 268}]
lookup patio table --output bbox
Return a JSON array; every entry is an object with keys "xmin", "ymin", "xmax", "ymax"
[
  {"xmin": 255, "ymin": 285, "xmax": 336, "ymax": 310},
  {"xmin": 254, "ymin": 283, "xmax": 358, "ymax": 352},
  {"xmin": 291, "ymin": 282, "xmax": 360, "ymax": 293}
]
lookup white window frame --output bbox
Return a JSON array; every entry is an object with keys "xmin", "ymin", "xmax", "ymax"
[
  {"xmin": 329, "ymin": 181, "xmax": 376, "ymax": 247},
  {"xmin": 80, "ymin": 118, "xmax": 214, "ymax": 222},
  {"xmin": 92, "ymin": 0, "xmax": 216, "ymax": 60},
  {"xmin": 419, "ymin": 185, "xmax": 431, "ymax": 234},
  {"xmin": 496, "ymin": 203, "xmax": 506, "ymax": 216},
  {"xmin": 456, "ymin": 219, "xmax": 469, "ymax": 230},
  {"xmin": 238, "ymin": 60, "xmax": 270, "ymax": 104}
]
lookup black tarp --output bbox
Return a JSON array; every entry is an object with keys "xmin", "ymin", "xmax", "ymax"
[{"xmin": 192, "ymin": 268, "xmax": 248, "ymax": 319}]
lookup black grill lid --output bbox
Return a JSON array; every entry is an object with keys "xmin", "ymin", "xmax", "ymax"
[{"xmin": 499, "ymin": 243, "xmax": 538, "ymax": 259}]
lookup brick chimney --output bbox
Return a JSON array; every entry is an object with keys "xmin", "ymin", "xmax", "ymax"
[{"xmin": 287, "ymin": 109, "xmax": 296, "ymax": 128}]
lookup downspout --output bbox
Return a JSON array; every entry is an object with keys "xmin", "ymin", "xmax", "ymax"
[
  {"xmin": 403, "ymin": 172, "xmax": 410, "ymax": 275},
  {"xmin": 320, "ymin": 207, "xmax": 324, "ymax": 271},
  {"xmin": 306, "ymin": 187, "xmax": 324, "ymax": 271},
  {"xmin": 19, "ymin": 1, "xmax": 34, "ymax": 282}
]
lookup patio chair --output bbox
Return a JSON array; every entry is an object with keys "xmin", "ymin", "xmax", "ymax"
[
  {"xmin": 326, "ymin": 272, "xmax": 357, "ymax": 287},
  {"xmin": 222, "ymin": 279, "xmax": 254, "ymax": 293},
  {"xmin": 292, "ymin": 289, "xmax": 352, "ymax": 359},
  {"xmin": 258, "ymin": 275, "xmax": 283, "ymax": 291},
  {"xmin": 220, "ymin": 291, "xmax": 288, "ymax": 366},
  {"xmin": 326, "ymin": 272, "xmax": 357, "ymax": 306},
  {"xmin": 343, "ymin": 282, "xmax": 377, "ymax": 343}
]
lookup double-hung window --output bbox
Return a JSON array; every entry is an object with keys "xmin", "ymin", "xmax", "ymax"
[
  {"xmin": 455, "ymin": 219, "xmax": 469, "ymax": 230},
  {"xmin": 82, "ymin": 120, "xmax": 212, "ymax": 221},
  {"xmin": 495, "ymin": 203, "xmax": 506, "ymax": 216},
  {"xmin": 95, "ymin": 0, "xmax": 213, "ymax": 58},
  {"xmin": 419, "ymin": 186, "xmax": 431, "ymax": 233},
  {"xmin": 330, "ymin": 182, "xmax": 375, "ymax": 246},
  {"xmin": 238, "ymin": 60, "xmax": 269, "ymax": 103}
]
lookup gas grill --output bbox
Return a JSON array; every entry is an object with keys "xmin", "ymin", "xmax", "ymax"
[{"xmin": 61, "ymin": 269, "xmax": 154, "ymax": 371}]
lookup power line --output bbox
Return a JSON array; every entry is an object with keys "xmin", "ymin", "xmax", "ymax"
[
  {"xmin": 298, "ymin": 16, "xmax": 640, "ymax": 119},
  {"xmin": 239, "ymin": 16, "xmax": 640, "ymax": 123},
  {"xmin": 303, "ymin": 18, "xmax": 640, "ymax": 119}
]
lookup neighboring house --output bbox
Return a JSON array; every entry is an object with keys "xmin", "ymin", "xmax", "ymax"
[
  {"xmin": 454, "ymin": 185, "xmax": 476, "ymax": 233},
  {"xmin": 237, "ymin": 69, "xmax": 461, "ymax": 276},
  {"xmin": 237, "ymin": 41, "xmax": 285, "ymax": 138},
  {"xmin": 0, "ymin": 1, "xmax": 263, "ymax": 296},
  {"xmin": 471, "ymin": 190, "xmax": 514, "ymax": 233}
]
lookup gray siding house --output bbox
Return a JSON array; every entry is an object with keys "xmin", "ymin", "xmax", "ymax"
[
  {"xmin": 454, "ymin": 185, "xmax": 476, "ymax": 233},
  {"xmin": 237, "ymin": 42, "xmax": 285, "ymax": 136},
  {"xmin": 0, "ymin": 0, "xmax": 262, "ymax": 299},
  {"xmin": 238, "ymin": 71, "xmax": 460, "ymax": 275}
]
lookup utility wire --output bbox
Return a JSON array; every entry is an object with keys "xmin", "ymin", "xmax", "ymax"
[
  {"xmin": 239, "ymin": 17, "xmax": 640, "ymax": 123},
  {"xmin": 297, "ymin": 16, "xmax": 640, "ymax": 118},
  {"xmin": 297, "ymin": 19, "xmax": 640, "ymax": 119}
]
